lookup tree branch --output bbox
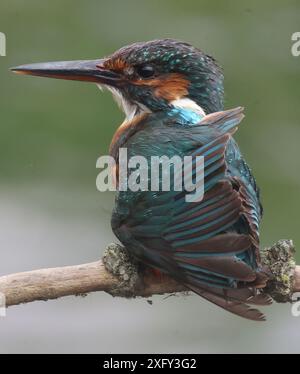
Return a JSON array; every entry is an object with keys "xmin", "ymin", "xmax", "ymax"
[{"xmin": 0, "ymin": 240, "xmax": 298, "ymax": 308}]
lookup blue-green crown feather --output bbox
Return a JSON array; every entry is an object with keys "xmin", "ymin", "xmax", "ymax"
[{"xmin": 109, "ymin": 39, "xmax": 224, "ymax": 113}]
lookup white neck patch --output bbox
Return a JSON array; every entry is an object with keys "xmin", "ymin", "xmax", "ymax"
[{"xmin": 171, "ymin": 98, "xmax": 206, "ymax": 116}]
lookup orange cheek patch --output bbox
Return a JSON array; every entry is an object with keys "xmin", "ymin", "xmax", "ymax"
[
  {"xmin": 134, "ymin": 73, "xmax": 189, "ymax": 101},
  {"xmin": 154, "ymin": 73, "xmax": 189, "ymax": 101}
]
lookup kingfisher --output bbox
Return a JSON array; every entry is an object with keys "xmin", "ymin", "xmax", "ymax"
[{"xmin": 12, "ymin": 39, "xmax": 271, "ymax": 320}]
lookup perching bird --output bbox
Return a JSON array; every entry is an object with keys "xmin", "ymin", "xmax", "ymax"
[{"xmin": 12, "ymin": 39, "xmax": 271, "ymax": 320}]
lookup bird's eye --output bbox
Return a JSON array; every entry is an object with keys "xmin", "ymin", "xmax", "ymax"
[{"xmin": 136, "ymin": 65, "xmax": 155, "ymax": 79}]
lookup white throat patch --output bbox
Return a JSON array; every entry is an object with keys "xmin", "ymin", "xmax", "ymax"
[{"xmin": 97, "ymin": 84, "xmax": 150, "ymax": 121}]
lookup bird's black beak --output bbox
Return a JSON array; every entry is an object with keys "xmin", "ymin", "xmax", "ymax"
[{"xmin": 10, "ymin": 59, "xmax": 122, "ymax": 86}]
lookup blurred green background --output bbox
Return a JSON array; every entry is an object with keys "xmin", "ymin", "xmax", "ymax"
[{"xmin": 0, "ymin": 0, "xmax": 300, "ymax": 353}]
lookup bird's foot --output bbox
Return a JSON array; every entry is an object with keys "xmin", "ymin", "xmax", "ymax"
[{"xmin": 146, "ymin": 267, "xmax": 168, "ymax": 283}]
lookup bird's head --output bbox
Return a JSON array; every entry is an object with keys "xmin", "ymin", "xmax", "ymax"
[{"xmin": 11, "ymin": 39, "xmax": 224, "ymax": 118}]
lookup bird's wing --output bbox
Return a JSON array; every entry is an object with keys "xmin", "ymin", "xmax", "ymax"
[{"xmin": 114, "ymin": 107, "xmax": 270, "ymax": 320}]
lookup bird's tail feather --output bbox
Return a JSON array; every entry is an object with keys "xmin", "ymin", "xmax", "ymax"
[{"xmin": 185, "ymin": 282, "xmax": 270, "ymax": 321}]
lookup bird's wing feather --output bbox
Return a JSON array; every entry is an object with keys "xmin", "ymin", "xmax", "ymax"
[{"xmin": 113, "ymin": 107, "xmax": 269, "ymax": 320}]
